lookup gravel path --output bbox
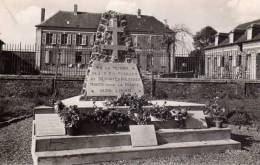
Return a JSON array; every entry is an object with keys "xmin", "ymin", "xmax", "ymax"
[{"xmin": 0, "ymin": 118, "xmax": 33, "ymax": 165}]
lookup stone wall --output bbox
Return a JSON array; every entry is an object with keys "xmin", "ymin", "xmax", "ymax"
[
  {"xmin": 0, "ymin": 75, "xmax": 259, "ymax": 101},
  {"xmin": 0, "ymin": 76, "xmax": 83, "ymax": 100},
  {"xmin": 154, "ymin": 80, "xmax": 246, "ymax": 101}
]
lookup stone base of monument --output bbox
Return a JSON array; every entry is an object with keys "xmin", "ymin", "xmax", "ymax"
[
  {"xmin": 31, "ymin": 120, "xmax": 240, "ymax": 165},
  {"xmin": 32, "ymin": 107, "xmax": 240, "ymax": 165},
  {"xmin": 62, "ymin": 95, "xmax": 206, "ymax": 111}
]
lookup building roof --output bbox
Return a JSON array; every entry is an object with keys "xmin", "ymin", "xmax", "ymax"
[
  {"xmin": 206, "ymin": 18, "xmax": 260, "ymax": 50},
  {"xmin": 235, "ymin": 18, "xmax": 260, "ymax": 30},
  {"xmin": 36, "ymin": 11, "xmax": 174, "ymax": 34}
]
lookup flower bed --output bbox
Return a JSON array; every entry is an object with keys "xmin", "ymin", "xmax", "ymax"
[{"xmin": 55, "ymin": 95, "xmax": 189, "ymax": 135}]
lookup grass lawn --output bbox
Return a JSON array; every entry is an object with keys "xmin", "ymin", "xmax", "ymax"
[{"xmin": 0, "ymin": 96, "xmax": 51, "ymax": 122}]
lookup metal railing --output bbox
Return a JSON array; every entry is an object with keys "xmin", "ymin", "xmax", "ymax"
[
  {"xmin": 0, "ymin": 43, "xmax": 212, "ymax": 79},
  {"xmin": 205, "ymin": 51, "xmax": 258, "ymax": 80}
]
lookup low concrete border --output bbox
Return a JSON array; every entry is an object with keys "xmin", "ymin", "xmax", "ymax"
[{"xmin": 0, "ymin": 114, "xmax": 32, "ymax": 128}]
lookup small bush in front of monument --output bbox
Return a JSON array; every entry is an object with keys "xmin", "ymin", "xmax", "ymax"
[
  {"xmin": 91, "ymin": 108, "xmax": 133, "ymax": 131},
  {"xmin": 149, "ymin": 102, "xmax": 188, "ymax": 128},
  {"xmin": 56, "ymin": 104, "xmax": 80, "ymax": 135},
  {"xmin": 204, "ymin": 97, "xmax": 226, "ymax": 128},
  {"xmin": 227, "ymin": 111, "xmax": 251, "ymax": 126},
  {"xmin": 105, "ymin": 93, "xmax": 152, "ymax": 107},
  {"xmin": 55, "ymin": 100, "xmax": 133, "ymax": 133}
]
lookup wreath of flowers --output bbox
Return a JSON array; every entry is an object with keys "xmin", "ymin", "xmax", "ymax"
[{"xmin": 89, "ymin": 10, "xmax": 134, "ymax": 63}]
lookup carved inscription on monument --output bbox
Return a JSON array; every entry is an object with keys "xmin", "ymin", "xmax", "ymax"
[{"xmin": 86, "ymin": 61, "xmax": 144, "ymax": 96}]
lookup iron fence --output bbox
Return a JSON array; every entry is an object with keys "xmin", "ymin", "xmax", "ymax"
[
  {"xmin": 205, "ymin": 51, "xmax": 260, "ymax": 80},
  {"xmin": 1, "ymin": 43, "xmax": 206, "ymax": 78}
]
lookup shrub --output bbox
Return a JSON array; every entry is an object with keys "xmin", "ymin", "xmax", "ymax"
[
  {"xmin": 7, "ymin": 106, "xmax": 30, "ymax": 117},
  {"xmin": 155, "ymin": 90, "xmax": 168, "ymax": 99},
  {"xmin": 0, "ymin": 98, "xmax": 9, "ymax": 118},
  {"xmin": 33, "ymin": 97, "xmax": 49, "ymax": 106},
  {"xmin": 227, "ymin": 111, "xmax": 251, "ymax": 126}
]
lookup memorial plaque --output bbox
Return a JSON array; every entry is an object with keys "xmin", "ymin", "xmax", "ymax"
[
  {"xmin": 129, "ymin": 125, "xmax": 158, "ymax": 147},
  {"xmin": 85, "ymin": 61, "xmax": 144, "ymax": 97}
]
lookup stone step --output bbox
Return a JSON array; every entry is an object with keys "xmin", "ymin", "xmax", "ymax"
[
  {"xmin": 35, "ymin": 128, "xmax": 231, "ymax": 152},
  {"xmin": 33, "ymin": 139, "xmax": 240, "ymax": 165}
]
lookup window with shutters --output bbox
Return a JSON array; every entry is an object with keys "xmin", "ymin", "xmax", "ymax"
[
  {"xmin": 148, "ymin": 36, "xmax": 152, "ymax": 48},
  {"xmin": 217, "ymin": 56, "xmax": 221, "ymax": 67},
  {"xmin": 42, "ymin": 33, "xmax": 46, "ymax": 44},
  {"xmin": 221, "ymin": 56, "xmax": 225, "ymax": 67},
  {"xmin": 45, "ymin": 51, "xmax": 50, "ymax": 64},
  {"xmin": 229, "ymin": 55, "xmax": 232, "ymax": 66},
  {"xmin": 90, "ymin": 34, "xmax": 94, "ymax": 46},
  {"xmin": 57, "ymin": 34, "xmax": 61, "ymax": 44},
  {"xmin": 46, "ymin": 33, "xmax": 52, "ymax": 45},
  {"xmin": 82, "ymin": 34, "xmax": 88, "ymax": 46},
  {"xmin": 72, "ymin": 34, "xmax": 77, "ymax": 45},
  {"xmin": 52, "ymin": 33, "xmax": 57, "ymax": 44},
  {"xmin": 75, "ymin": 51, "xmax": 82, "ymax": 63},
  {"xmin": 245, "ymin": 54, "xmax": 251, "ymax": 71},
  {"xmin": 67, "ymin": 34, "xmax": 72, "ymax": 45},
  {"xmin": 60, "ymin": 50, "xmax": 66, "ymax": 64},
  {"xmin": 214, "ymin": 57, "xmax": 217, "ymax": 71},
  {"xmin": 76, "ymin": 34, "xmax": 82, "ymax": 45},
  {"xmin": 237, "ymin": 55, "xmax": 242, "ymax": 66},
  {"xmin": 61, "ymin": 34, "xmax": 67, "ymax": 45},
  {"xmin": 45, "ymin": 50, "xmax": 53, "ymax": 64},
  {"xmin": 232, "ymin": 55, "xmax": 237, "ymax": 67},
  {"xmin": 146, "ymin": 54, "xmax": 152, "ymax": 71}
]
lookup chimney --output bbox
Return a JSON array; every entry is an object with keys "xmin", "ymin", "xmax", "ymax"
[
  {"xmin": 41, "ymin": 8, "xmax": 45, "ymax": 22},
  {"xmin": 137, "ymin": 9, "xmax": 141, "ymax": 18},
  {"xmin": 74, "ymin": 4, "xmax": 78, "ymax": 15}
]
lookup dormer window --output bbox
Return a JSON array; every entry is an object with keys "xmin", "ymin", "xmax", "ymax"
[{"xmin": 214, "ymin": 33, "xmax": 228, "ymax": 46}]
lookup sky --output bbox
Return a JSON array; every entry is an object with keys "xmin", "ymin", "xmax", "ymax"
[{"xmin": 0, "ymin": 0, "xmax": 260, "ymax": 47}]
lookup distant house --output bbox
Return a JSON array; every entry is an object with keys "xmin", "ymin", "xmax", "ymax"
[
  {"xmin": 35, "ymin": 5, "xmax": 175, "ymax": 76},
  {"xmin": 205, "ymin": 19, "xmax": 260, "ymax": 80}
]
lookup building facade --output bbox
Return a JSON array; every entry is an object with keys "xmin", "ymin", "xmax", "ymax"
[
  {"xmin": 35, "ymin": 5, "xmax": 175, "ymax": 76},
  {"xmin": 205, "ymin": 19, "xmax": 260, "ymax": 80}
]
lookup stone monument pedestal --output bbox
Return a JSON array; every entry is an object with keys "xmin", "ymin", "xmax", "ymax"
[{"xmin": 82, "ymin": 61, "xmax": 144, "ymax": 101}]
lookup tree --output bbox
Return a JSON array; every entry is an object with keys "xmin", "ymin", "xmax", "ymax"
[
  {"xmin": 193, "ymin": 26, "xmax": 217, "ymax": 50},
  {"xmin": 190, "ymin": 26, "xmax": 217, "ymax": 76},
  {"xmin": 163, "ymin": 24, "xmax": 192, "ymax": 73}
]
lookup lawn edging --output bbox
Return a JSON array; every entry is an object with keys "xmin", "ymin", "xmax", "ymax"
[{"xmin": 0, "ymin": 114, "xmax": 33, "ymax": 128}]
